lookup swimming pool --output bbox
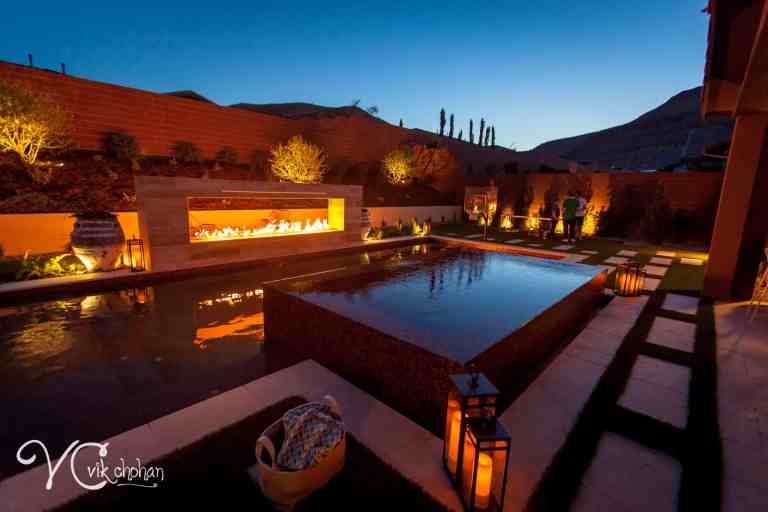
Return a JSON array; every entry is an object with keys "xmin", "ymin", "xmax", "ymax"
[{"xmin": 266, "ymin": 243, "xmax": 606, "ymax": 429}]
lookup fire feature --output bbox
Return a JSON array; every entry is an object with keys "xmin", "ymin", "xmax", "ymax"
[{"xmin": 187, "ymin": 195, "xmax": 344, "ymax": 243}]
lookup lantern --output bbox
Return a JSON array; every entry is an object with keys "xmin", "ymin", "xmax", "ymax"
[
  {"xmin": 499, "ymin": 208, "xmax": 512, "ymax": 230},
  {"xmin": 458, "ymin": 417, "xmax": 511, "ymax": 511},
  {"xmin": 614, "ymin": 261, "xmax": 646, "ymax": 296},
  {"xmin": 127, "ymin": 237, "xmax": 146, "ymax": 272},
  {"xmin": 443, "ymin": 371, "xmax": 500, "ymax": 482}
]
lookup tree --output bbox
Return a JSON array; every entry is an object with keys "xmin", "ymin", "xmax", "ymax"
[
  {"xmin": 484, "ymin": 127, "xmax": 490, "ymax": 146},
  {"xmin": 439, "ymin": 108, "xmax": 446, "ymax": 136},
  {"xmin": 382, "ymin": 147, "xmax": 414, "ymax": 185},
  {"xmin": 491, "ymin": 126, "xmax": 496, "ymax": 147},
  {"xmin": 448, "ymin": 114, "xmax": 454, "ymax": 138},
  {"xmin": 478, "ymin": 118, "xmax": 485, "ymax": 146},
  {"xmin": 469, "ymin": 119, "xmax": 474, "ymax": 144},
  {"xmin": 399, "ymin": 118, "xmax": 403, "ymax": 128},
  {"xmin": 0, "ymin": 81, "xmax": 70, "ymax": 173},
  {"xmin": 269, "ymin": 135, "xmax": 327, "ymax": 183},
  {"xmin": 458, "ymin": 129, "xmax": 463, "ymax": 141}
]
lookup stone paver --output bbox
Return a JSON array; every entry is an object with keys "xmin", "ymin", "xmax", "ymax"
[
  {"xmin": 617, "ymin": 250, "xmax": 639, "ymax": 257},
  {"xmin": 562, "ymin": 254, "xmax": 589, "ymax": 263},
  {"xmin": 597, "ymin": 264, "xmax": 616, "ymax": 274},
  {"xmin": 486, "ymin": 237, "xmax": 496, "ymax": 241},
  {"xmin": 649, "ymin": 257, "xmax": 673, "ymax": 266},
  {"xmin": 631, "ymin": 355, "xmax": 690, "ymax": 396},
  {"xmin": 644, "ymin": 277, "xmax": 661, "ymax": 291},
  {"xmin": 657, "ymin": 251, "xmax": 677, "ymax": 258},
  {"xmin": 647, "ymin": 317, "xmax": 696, "ymax": 353},
  {"xmin": 663, "ymin": 294, "xmax": 699, "ymax": 315},
  {"xmin": 619, "ymin": 377, "xmax": 688, "ymax": 428},
  {"xmin": 505, "ymin": 239, "xmax": 523, "ymax": 244},
  {"xmin": 527, "ymin": 243, "xmax": 543, "ymax": 247},
  {"xmin": 577, "ymin": 433, "xmax": 681, "ymax": 512},
  {"xmin": 604, "ymin": 256, "xmax": 629, "ymax": 265},
  {"xmin": 643, "ymin": 264, "xmax": 669, "ymax": 277},
  {"xmin": 553, "ymin": 244, "xmax": 574, "ymax": 250},
  {"xmin": 445, "ymin": 232, "xmax": 458, "ymax": 236},
  {"xmin": 680, "ymin": 257, "xmax": 703, "ymax": 266},
  {"xmin": 465, "ymin": 233, "xmax": 483, "ymax": 239},
  {"xmin": 580, "ymin": 250, "xmax": 599, "ymax": 255}
]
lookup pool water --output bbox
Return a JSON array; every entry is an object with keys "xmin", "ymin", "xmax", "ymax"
[{"xmin": 276, "ymin": 245, "xmax": 604, "ymax": 363}]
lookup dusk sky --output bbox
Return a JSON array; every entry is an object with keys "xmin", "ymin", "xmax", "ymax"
[{"xmin": 1, "ymin": 1, "xmax": 708, "ymax": 150}]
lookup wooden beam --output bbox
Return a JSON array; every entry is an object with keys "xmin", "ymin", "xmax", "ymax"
[{"xmin": 736, "ymin": 0, "xmax": 768, "ymax": 115}]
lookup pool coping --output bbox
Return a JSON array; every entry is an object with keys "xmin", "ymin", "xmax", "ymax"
[{"xmin": 0, "ymin": 359, "xmax": 463, "ymax": 512}]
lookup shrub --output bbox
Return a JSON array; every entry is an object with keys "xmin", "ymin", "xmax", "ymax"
[
  {"xmin": 382, "ymin": 147, "xmax": 414, "ymax": 185},
  {"xmin": 102, "ymin": 131, "xmax": 139, "ymax": 160},
  {"xmin": 172, "ymin": 141, "xmax": 201, "ymax": 163},
  {"xmin": 597, "ymin": 183, "xmax": 655, "ymax": 238},
  {"xmin": 215, "ymin": 146, "xmax": 238, "ymax": 164},
  {"xmin": 15, "ymin": 253, "xmax": 85, "ymax": 281},
  {"xmin": 0, "ymin": 81, "xmax": 71, "ymax": 168},
  {"xmin": 269, "ymin": 135, "xmax": 327, "ymax": 183},
  {"xmin": 640, "ymin": 184, "xmax": 674, "ymax": 244}
]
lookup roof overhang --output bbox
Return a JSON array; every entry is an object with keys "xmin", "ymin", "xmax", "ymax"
[{"xmin": 702, "ymin": 0, "xmax": 768, "ymax": 117}]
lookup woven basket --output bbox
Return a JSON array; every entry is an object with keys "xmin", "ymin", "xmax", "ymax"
[{"xmin": 254, "ymin": 396, "xmax": 346, "ymax": 511}]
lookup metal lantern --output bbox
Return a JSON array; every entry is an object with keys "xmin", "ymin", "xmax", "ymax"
[
  {"xmin": 458, "ymin": 417, "xmax": 511, "ymax": 511},
  {"xmin": 127, "ymin": 237, "xmax": 146, "ymax": 272},
  {"xmin": 444, "ymin": 371, "xmax": 500, "ymax": 482},
  {"xmin": 614, "ymin": 261, "xmax": 646, "ymax": 296}
]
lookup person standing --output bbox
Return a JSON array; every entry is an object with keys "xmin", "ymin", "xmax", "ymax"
[
  {"xmin": 550, "ymin": 201, "xmax": 561, "ymax": 239},
  {"xmin": 575, "ymin": 192, "xmax": 588, "ymax": 241},
  {"xmin": 562, "ymin": 191, "xmax": 579, "ymax": 243}
]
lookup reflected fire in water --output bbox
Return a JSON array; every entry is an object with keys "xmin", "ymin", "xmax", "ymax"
[
  {"xmin": 194, "ymin": 313, "xmax": 265, "ymax": 349},
  {"xmin": 194, "ymin": 288, "xmax": 265, "ymax": 349},
  {"xmin": 191, "ymin": 218, "xmax": 333, "ymax": 242}
]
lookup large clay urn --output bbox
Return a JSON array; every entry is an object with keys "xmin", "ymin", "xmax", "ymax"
[{"xmin": 70, "ymin": 212, "xmax": 126, "ymax": 271}]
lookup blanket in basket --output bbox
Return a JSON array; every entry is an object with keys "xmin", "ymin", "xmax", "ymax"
[{"xmin": 277, "ymin": 401, "xmax": 345, "ymax": 470}]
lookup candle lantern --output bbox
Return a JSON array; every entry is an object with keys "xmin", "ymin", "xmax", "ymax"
[
  {"xmin": 443, "ymin": 371, "xmax": 500, "ymax": 482},
  {"xmin": 127, "ymin": 237, "xmax": 146, "ymax": 272},
  {"xmin": 458, "ymin": 417, "xmax": 511, "ymax": 511},
  {"xmin": 614, "ymin": 261, "xmax": 645, "ymax": 296}
]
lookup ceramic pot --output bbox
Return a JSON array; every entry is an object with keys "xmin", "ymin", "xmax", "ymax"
[{"xmin": 71, "ymin": 215, "xmax": 125, "ymax": 271}]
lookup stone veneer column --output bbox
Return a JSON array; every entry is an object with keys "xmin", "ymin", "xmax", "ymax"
[{"xmin": 704, "ymin": 114, "xmax": 768, "ymax": 299}]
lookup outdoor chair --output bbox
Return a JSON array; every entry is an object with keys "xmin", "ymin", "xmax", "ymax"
[{"xmin": 748, "ymin": 248, "xmax": 768, "ymax": 321}]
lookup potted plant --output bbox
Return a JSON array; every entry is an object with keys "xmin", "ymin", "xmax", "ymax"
[{"xmin": 70, "ymin": 211, "xmax": 125, "ymax": 271}]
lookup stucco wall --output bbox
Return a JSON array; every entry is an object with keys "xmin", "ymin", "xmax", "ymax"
[{"xmin": 0, "ymin": 212, "xmax": 139, "ymax": 256}]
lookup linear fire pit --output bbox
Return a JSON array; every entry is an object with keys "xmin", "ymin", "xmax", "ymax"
[
  {"xmin": 264, "ymin": 243, "xmax": 607, "ymax": 431},
  {"xmin": 135, "ymin": 176, "xmax": 362, "ymax": 272}
]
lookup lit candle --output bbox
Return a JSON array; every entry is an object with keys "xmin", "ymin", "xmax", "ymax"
[
  {"xmin": 475, "ymin": 452, "xmax": 493, "ymax": 509},
  {"xmin": 446, "ymin": 402, "xmax": 461, "ymax": 474}
]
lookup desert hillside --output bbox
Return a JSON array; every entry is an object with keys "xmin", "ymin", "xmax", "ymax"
[{"xmin": 531, "ymin": 87, "xmax": 733, "ymax": 170}]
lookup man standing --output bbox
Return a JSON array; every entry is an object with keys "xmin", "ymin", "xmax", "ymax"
[
  {"xmin": 562, "ymin": 191, "xmax": 579, "ymax": 243},
  {"xmin": 575, "ymin": 192, "xmax": 588, "ymax": 241}
]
